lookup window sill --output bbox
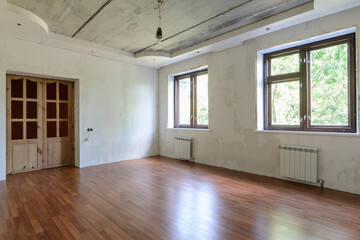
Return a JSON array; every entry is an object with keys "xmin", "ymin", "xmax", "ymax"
[
  {"xmin": 254, "ymin": 129, "xmax": 360, "ymax": 137},
  {"xmin": 167, "ymin": 127, "xmax": 210, "ymax": 132}
]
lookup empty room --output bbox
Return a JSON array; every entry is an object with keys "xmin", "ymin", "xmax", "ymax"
[{"xmin": 0, "ymin": 0, "xmax": 360, "ymax": 239}]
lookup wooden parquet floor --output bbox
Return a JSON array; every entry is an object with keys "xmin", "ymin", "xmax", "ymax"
[{"xmin": 0, "ymin": 156, "xmax": 359, "ymax": 240}]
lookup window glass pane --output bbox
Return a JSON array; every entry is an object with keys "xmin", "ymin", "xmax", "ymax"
[
  {"xmin": 11, "ymin": 101, "xmax": 23, "ymax": 119},
  {"xmin": 26, "ymin": 122, "xmax": 37, "ymax": 139},
  {"xmin": 47, "ymin": 83, "xmax": 56, "ymax": 100},
  {"xmin": 178, "ymin": 78, "xmax": 191, "ymax": 125},
  {"xmin": 271, "ymin": 53, "xmax": 299, "ymax": 75},
  {"xmin": 27, "ymin": 102, "xmax": 37, "ymax": 119},
  {"xmin": 11, "ymin": 79, "xmax": 23, "ymax": 98},
  {"xmin": 47, "ymin": 121, "xmax": 57, "ymax": 138},
  {"xmin": 59, "ymin": 103, "xmax": 68, "ymax": 119},
  {"xmin": 11, "ymin": 122, "xmax": 23, "ymax": 140},
  {"xmin": 59, "ymin": 83, "xmax": 68, "ymax": 100},
  {"xmin": 271, "ymin": 81, "xmax": 300, "ymax": 126},
  {"xmin": 310, "ymin": 43, "xmax": 348, "ymax": 126},
  {"xmin": 60, "ymin": 121, "xmax": 68, "ymax": 137},
  {"xmin": 196, "ymin": 74, "xmax": 208, "ymax": 125},
  {"xmin": 26, "ymin": 80, "xmax": 37, "ymax": 99},
  {"xmin": 47, "ymin": 103, "xmax": 56, "ymax": 119}
]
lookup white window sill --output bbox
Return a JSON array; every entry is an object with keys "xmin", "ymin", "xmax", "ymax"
[
  {"xmin": 167, "ymin": 127, "xmax": 210, "ymax": 132},
  {"xmin": 254, "ymin": 129, "xmax": 360, "ymax": 137}
]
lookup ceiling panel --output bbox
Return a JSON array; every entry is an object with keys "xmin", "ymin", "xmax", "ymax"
[
  {"xmin": 75, "ymin": 0, "xmax": 249, "ymax": 53},
  {"xmin": 148, "ymin": 0, "xmax": 312, "ymax": 53},
  {"xmin": 8, "ymin": 0, "xmax": 313, "ymax": 54},
  {"xmin": 8, "ymin": 0, "xmax": 108, "ymax": 36}
]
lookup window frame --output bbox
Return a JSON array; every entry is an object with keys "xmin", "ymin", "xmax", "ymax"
[
  {"xmin": 263, "ymin": 33, "xmax": 356, "ymax": 133},
  {"xmin": 174, "ymin": 69, "xmax": 208, "ymax": 129}
]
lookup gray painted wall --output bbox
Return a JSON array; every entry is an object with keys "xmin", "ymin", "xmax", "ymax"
[
  {"xmin": 159, "ymin": 7, "xmax": 360, "ymax": 194},
  {"xmin": 0, "ymin": 36, "xmax": 159, "ymax": 180}
]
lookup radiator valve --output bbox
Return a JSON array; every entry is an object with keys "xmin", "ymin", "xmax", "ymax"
[{"xmin": 317, "ymin": 179, "xmax": 325, "ymax": 188}]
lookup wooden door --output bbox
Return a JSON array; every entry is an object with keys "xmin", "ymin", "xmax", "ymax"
[
  {"xmin": 6, "ymin": 75, "xmax": 43, "ymax": 174},
  {"xmin": 43, "ymin": 80, "xmax": 74, "ymax": 168},
  {"xmin": 6, "ymin": 75, "xmax": 74, "ymax": 174}
]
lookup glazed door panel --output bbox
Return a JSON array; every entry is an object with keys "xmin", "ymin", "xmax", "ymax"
[
  {"xmin": 6, "ymin": 75, "xmax": 43, "ymax": 174},
  {"xmin": 6, "ymin": 75, "xmax": 74, "ymax": 174},
  {"xmin": 43, "ymin": 80, "xmax": 74, "ymax": 168}
]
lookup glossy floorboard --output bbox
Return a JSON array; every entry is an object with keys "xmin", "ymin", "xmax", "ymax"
[{"xmin": 0, "ymin": 156, "xmax": 359, "ymax": 240}]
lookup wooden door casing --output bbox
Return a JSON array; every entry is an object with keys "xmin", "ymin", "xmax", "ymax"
[{"xmin": 6, "ymin": 74, "xmax": 74, "ymax": 174}]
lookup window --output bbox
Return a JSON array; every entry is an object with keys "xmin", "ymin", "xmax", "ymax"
[
  {"xmin": 174, "ymin": 69, "xmax": 208, "ymax": 128},
  {"xmin": 263, "ymin": 33, "xmax": 356, "ymax": 132}
]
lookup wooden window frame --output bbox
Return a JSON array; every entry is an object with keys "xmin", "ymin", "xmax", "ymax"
[
  {"xmin": 174, "ymin": 69, "xmax": 208, "ymax": 129},
  {"xmin": 264, "ymin": 33, "xmax": 356, "ymax": 132}
]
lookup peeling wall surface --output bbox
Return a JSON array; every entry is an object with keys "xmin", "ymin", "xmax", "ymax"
[
  {"xmin": 158, "ymin": 7, "xmax": 360, "ymax": 194},
  {"xmin": 0, "ymin": 36, "xmax": 159, "ymax": 180}
]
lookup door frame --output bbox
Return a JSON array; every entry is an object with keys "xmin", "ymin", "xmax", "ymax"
[{"xmin": 4, "ymin": 71, "xmax": 79, "ymax": 176}]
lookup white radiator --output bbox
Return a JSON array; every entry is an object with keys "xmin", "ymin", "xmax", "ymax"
[
  {"xmin": 175, "ymin": 137, "xmax": 192, "ymax": 161},
  {"xmin": 279, "ymin": 145, "xmax": 318, "ymax": 183}
]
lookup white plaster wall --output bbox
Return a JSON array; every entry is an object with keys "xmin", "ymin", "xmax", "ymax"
[
  {"xmin": 0, "ymin": 36, "xmax": 159, "ymax": 180},
  {"xmin": 159, "ymin": 7, "xmax": 360, "ymax": 194}
]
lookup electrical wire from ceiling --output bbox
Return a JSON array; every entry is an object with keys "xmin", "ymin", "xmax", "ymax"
[
  {"xmin": 135, "ymin": 0, "xmax": 252, "ymax": 54},
  {"xmin": 154, "ymin": 0, "xmax": 164, "ymax": 40}
]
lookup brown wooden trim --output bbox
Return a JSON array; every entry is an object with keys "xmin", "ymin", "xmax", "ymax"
[
  {"xmin": 308, "ymin": 35, "xmax": 352, "ymax": 51},
  {"xmin": 190, "ymin": 74, "xmax": 194, "ymax": 126},
  {"xmin": 174, "ymin": 69, "xmax": 208, "ymax": 129},
  {"xmin": 266, "ymin": 48, "xmax": 300, "ymax": 58},
  {"xmin": 174, "ymin": 78, "xmax": 178, "ymax": 127},
  {"xmin": 305, "ymin": 34, "xmax": 356, "ymax": 132},
  {"xmin": 300, "ymin": 47, "xmax": 307, "ymax": 130},
  {"xmin": 266, "ymin": 73, "xmax": 301, "ymax": 83},
  {"xmin": 264, "ymin": 33, "xmax": 356, "ymax": 132},
  {"xmin": 263, "ymin": 59, "xmax": 268, "ymax": 129},
  {"xmin": 6, "ymin": 75, "xmax": 11, "ymax": 174},
  {"xmin": 349, "ymin": 33, "xmax": 357, "ymax": 132}
]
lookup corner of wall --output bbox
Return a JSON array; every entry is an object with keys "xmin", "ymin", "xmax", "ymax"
[{"xmin": 0, "ymin": 38, "xmax": 6, "ymax": 181}]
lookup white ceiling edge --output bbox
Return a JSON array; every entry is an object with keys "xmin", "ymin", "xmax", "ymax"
[
  {"xmin": 135, "ymin": 50, "xmax": 171, "ymax": 58},
  {"xmin": 0, "ymin": 0, "xmax": 360, "ymax": 69},
  {"xmin": 0, "ymin": 3, "xmax": 49, "ymax": 40},
  {"xmin": 6, "ymin": 3, "xmax": 48, "ymax": 34}
]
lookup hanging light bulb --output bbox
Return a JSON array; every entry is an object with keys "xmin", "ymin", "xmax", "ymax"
[
  {"xmin": 156, "ymin": 27, "xmax": 162, "ymax": 40},
  {"xmin": 154, "ymin": 0, "xmax": 164, "ymax": 40}
]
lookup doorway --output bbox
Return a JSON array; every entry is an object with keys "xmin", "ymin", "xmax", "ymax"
[{"xmin": 6, "ymin": 74, "xmax": 74, "ymax": 174}]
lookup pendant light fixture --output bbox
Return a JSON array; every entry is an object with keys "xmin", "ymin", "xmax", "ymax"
[{"xmin": 154, "ymin": 0, "xmax": 164, "ymax": 40}]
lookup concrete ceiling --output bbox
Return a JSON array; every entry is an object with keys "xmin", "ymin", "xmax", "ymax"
[{"xmin": 8, "ymin": 0, "xmax": 312, "ymax": 54}]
